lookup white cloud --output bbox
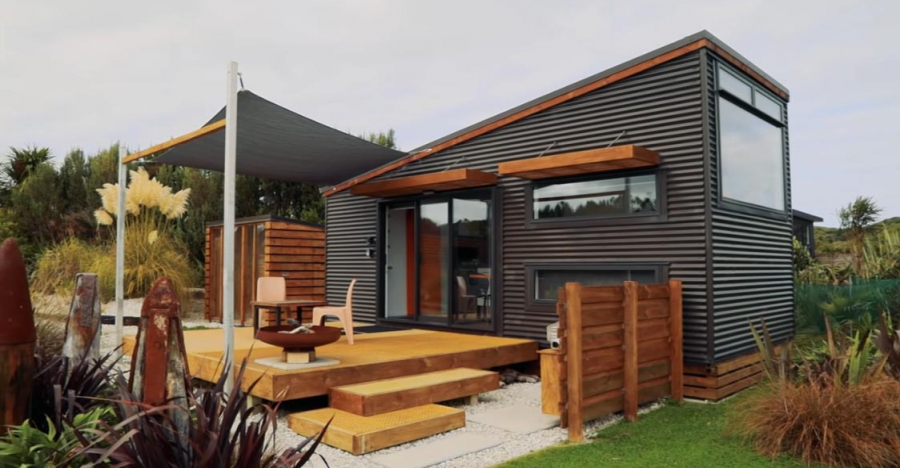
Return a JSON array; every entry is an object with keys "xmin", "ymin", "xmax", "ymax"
[{"xmin": 1, "ymin": 0, "xmax": 897, "ymax": 225}]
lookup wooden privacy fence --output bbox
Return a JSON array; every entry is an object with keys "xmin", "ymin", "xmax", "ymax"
[{"xmin": 557, "ymin": 280, "xmax": 683, "ymax": 441}]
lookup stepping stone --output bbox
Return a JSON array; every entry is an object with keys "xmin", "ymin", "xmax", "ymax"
[
  {"xmin": 331, "ymin": 368, "xmax": 498, "ymax": 416},
  {"xmin": 468, "ymin": 405, "xmax": 559, "ymax": 434},
  {"xmin": 288, "ymin": 404, "xmax": 464, "ymax": 455},
  {"xmin": 372, "ymin": 433, "xmax": 502, "ymax": 468}
]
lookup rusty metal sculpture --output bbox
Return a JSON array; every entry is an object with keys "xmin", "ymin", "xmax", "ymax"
[
  {"xmin": 0, "ymin": 238, "xmax": 36, "ymax": 433},
  {"xmin": 62, "ymin": 273, "xmax": 102, "ymax": 365},
  {"xmin": 128, "ymin": 277, "xmax": 190, "ymax": 406},
  {"xmin": 128, "ymin": 276, "xmax": 191, "ymax": 455}
]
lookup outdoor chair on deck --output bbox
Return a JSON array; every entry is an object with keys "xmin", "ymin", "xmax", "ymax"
[
  {"xmin": 255, "ymin": 277, "xmax": 286, "ymax": 327},
  {"xmin": 312, "ymin": 279, "xmax": 357, "ymax": 345},
  {"xmin": 456, "ymin": 276, "xmax": 478, "ymax": 321}
]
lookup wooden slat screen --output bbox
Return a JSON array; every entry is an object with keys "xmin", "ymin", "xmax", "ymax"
[{"xmin": 557, "ymin": 280, "xmax": 683, "ymax": 442}]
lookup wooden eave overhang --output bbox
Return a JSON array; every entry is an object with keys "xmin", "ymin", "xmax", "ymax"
[
  {"xmin": 324, "ymin": 31, "xmax": 788, "ymax": 198},
  {"xmin": 498, "ymin": 145, "xmax": 660, "ymax": 180},
  {"xmin": 349, "ymin": 168, "xmax": 497, "ymax": 198}
]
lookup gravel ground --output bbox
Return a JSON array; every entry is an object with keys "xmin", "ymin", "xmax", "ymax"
[
  {"xmin": 98, "ymin": 298, "xmax": 662, "ymax": 468},
  {"xmin": 272, "ymin": 384, "xmax": 662, "ymax": 468}
]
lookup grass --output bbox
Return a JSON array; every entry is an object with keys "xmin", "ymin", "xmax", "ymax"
[{"xmin": 496, "ymin": 394, "xmax": 827, "ymax": 468}]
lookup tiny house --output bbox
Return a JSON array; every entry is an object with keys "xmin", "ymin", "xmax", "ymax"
[
  {"xmin": 205, "ymin": 215, "xmax": 325, "ymax": 324},
  {"xmin": 322, "ymin": 31, "xmax": 795, "ymax": 398}
]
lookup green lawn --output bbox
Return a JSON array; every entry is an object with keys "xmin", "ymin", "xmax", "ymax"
[{"xmin": 496, "ymin": 395, "xmax": 825, "ymax": 468}]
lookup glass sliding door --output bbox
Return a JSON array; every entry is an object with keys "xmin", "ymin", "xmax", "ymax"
[
  {"xmin": 451, "ymin": 196, "xmax": 491, "ymax": 326},
  {"xmin": 418, "ymin": 201, "xmax": 450, "ymax": 321},
  {"xmin": 382, "ymin": 189, "xmax": 493, "ymax": 329}
]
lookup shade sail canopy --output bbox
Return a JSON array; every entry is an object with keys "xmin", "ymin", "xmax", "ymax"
[{"xmin": 154, "ymin": 90, "xmax": 406, "ymax": 185}]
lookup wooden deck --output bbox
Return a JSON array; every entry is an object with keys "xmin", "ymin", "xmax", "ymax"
[{"xmin": 123, "ymin": 327, "xmax": 537, "ymax": 402}]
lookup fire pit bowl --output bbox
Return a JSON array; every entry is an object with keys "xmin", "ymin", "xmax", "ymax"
[{"xmin": 256, "ymin": 325, "xmax": 342, "ymax": 351}]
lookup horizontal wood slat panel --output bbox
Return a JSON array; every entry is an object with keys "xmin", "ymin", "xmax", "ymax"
[
  {"xmin": 205, "ymin": 219, "xmax": 326, "ymax": 322},
  {"xmin": 559, "ymin": 281, "xmax": 683, "ymax": 440},
  {"xmin": 638, "ymin": 298, "xmax": 670, "ymax": 320}
]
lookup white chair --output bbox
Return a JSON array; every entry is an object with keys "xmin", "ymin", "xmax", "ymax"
[{"xmin": 312, "ymin": 279, "xmax": 357, "ymax": 345}]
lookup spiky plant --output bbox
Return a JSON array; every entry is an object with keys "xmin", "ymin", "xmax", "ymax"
[
  {"xmin": 29, "ymin": 348, "xmax": 122, "ymax": 432},
  {"xmin": 75, "ymin": 359, "xmax": 329, "ymax": 467}
]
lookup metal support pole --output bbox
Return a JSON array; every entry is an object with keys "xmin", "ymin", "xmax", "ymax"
[
  {"xmin": 115, "ymin": 145, "xmax": 127, "ymax": 357},
  {"xmin": 222, "ymin": 61, "xmax": 239, "ymax": 393}
]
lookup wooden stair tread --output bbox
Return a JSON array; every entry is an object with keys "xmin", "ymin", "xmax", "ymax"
[
  {"xmin": 334, "ymin": 368, "xmax": 496, "ymax": 395},
  {"xmin": 330, "ymin": 368, "xmax": 498, "ymax": 416},
  {"xmin": 288, "ymin": 405, "xmax": 465, "ymax": 455}
]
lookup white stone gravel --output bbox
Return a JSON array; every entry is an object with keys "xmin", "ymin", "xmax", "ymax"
[
  {"xmin": 97, "ymin": 298, "xmax": 664, "ymax": 468},
  {"xmin": 269, "ymin": 383, "xmax": 664, "ymax": 468}
]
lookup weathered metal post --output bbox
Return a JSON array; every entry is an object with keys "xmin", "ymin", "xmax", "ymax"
[
  {"xmin": 128, "ymin": 277, "xmax": 191, "ymax": 449},
  {"xmin": 0, "ymin": 238, "xmax": 36, "ymax": 433},
  {"xmin": 62, "ymin": 273, "xmax": 102, "ymax": 365}
]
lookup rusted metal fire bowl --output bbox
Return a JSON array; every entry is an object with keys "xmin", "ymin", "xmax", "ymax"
[{"xmin": 256, "ymin": 325, "xmax": 342, "ymax": 351}]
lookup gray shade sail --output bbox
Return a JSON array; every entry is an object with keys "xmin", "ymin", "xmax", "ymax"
[{"xmin": 154, "ymin": 90, "xmax": 406, "ymax": 185}]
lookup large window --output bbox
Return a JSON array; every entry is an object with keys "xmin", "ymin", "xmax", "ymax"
[
  {"xmin": 529, "ymin": 264, "xmax": 663, "ymax": 303},
  {"xmin": 532, "ymin": 173, "xmax": 658, "ymax": 221},
  {"xmin": 717, "ymin": 66, "xmax": 786, "ymax": 212}
]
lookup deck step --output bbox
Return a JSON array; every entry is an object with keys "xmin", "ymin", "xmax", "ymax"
[
  {"xmin": 287, "ymin": 405, "xmax": 465, "ymax": 455},
  {"xmin": 329, "ymin": 368, "xmax": 498, "ymax": 416}
]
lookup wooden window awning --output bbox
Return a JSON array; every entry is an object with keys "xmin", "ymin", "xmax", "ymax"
[
  {"xmin": 497, "ymin": 145, "xmax": 660, "ymax": 180},
  {"xmin": 350, "ymin": 168, "xmax": 497, "ymax": 198}
]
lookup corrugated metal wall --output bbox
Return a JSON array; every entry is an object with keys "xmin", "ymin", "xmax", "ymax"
[
  {"xmin": 326, "ymin": 191, "xmax": 379, "ymax": 321},
  {"xmin": 328, "ymin": 51, "xmax": 714, "ymax": 363},
  {"xmin": 706, "ymin": 51, "xmax": 794, "ymax": 362}
]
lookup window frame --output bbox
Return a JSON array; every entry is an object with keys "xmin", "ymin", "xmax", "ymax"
[
  {"xmin": 715, "ymin": 63, "xmax": 789, "ymax": 218},
  {"xmin": 524, "ymin": 262, "xmax": 669, "ymax": 312},
  {"xmin": 525, "ymin": 167, "xmax": 668, "ymax": 229}
]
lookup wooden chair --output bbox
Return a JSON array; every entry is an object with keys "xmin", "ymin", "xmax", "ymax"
[
  {"xmin": 312, "ymin": 279, "xmax": 357, "ymax": 345},
  {"xmin": 256, "ymin": 277, "xmax": 286, "ymax": 327},
  {"xmin": 456, "ymin": 276, "xmax": 477, "ymax": 320}
]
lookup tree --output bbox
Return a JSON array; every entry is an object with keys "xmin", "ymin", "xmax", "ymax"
[
  {"xmin": 9, "ymin": 163, "xmax": 63, "ymax": 261},
  {"xmin": 360, "ymin": 129, "xmax": 397, "ymax": 149},
  {"xmin": 0, "ymin": 146, "xmax": 52, "ymax": 204},
  {"xmin": 838, "ymin": 196, "xmax": 882, "ymax": 274}
]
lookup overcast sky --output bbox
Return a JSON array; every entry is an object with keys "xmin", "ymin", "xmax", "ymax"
[{"xmin": 1, "ymin": 1, "xmax": 897, "ymax": 226}]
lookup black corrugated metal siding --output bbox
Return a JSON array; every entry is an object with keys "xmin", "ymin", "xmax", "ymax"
[
  {"xmin": 327, "ymin": 52, "xmax": 713, "ymax": 363},
  {"xmin": 325, "ymin": 191, "xmax": 379, "ymax": 322},
  {"xmin": 706, "ymin": 52, "xmax": 794, "ymax": 362}
]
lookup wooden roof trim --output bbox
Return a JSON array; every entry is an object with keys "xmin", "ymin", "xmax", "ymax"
[
  {"xmin": 497, "ymin": 145, "xmax": 661, "ymax": 180},
  {"xmin": 122, "ymin": 119, "xmax": 226, "ymax": 164},
  {"xmin": 350, "ymin": 168, "xmax": 497, "ymax": 198},
  {"xmin": 324, "ymin": 38, "xmax": 787, "ymax": 197}
]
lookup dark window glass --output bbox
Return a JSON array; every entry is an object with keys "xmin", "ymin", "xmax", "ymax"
[
  {"xmin": 533, "ymin": 174, "xmax": 657, "ymax": 220},
  {"xmin": 534, "ymin": 267, "xmax": 660, "ymax": 301},
  {"xmin": 719, "ymin": 70, "xmax": 752, "ymax": 102},
  {"xmin": 719, "ymin": 97, "xmax": 785, "ymax": 211},
  {"xmin": 452, "ymin": 196, "xmax": 492, "ymax": 325}
]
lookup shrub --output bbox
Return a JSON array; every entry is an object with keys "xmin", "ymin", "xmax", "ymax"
[
  {"xmin": 31, "ymin": 238, "xmax": 104, "ymax": 295},
  {"xmin": 0, "ymin": 407, "xmax": 109, "ymax": 468},
  {"xmin": 735, "ymin": 379, "xmax": 900, "ymax": 468},
  {"xmin": 737, "ymin": 312, "xmax": 900, "ymax": 467},
  {"xmin": 29, "ymin": 349, "xmax": 121, "ymax": 432},
  {"xmin": 75, "ymin": 361, "xmax": 329, "ymax": 467},
  {"xmin": 32, "ymin": 167, "xmax": 199, "ymax": 301},
  {"xmin": 795, "ymin": 279, "xmax": 900, "ymax": 334}
]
